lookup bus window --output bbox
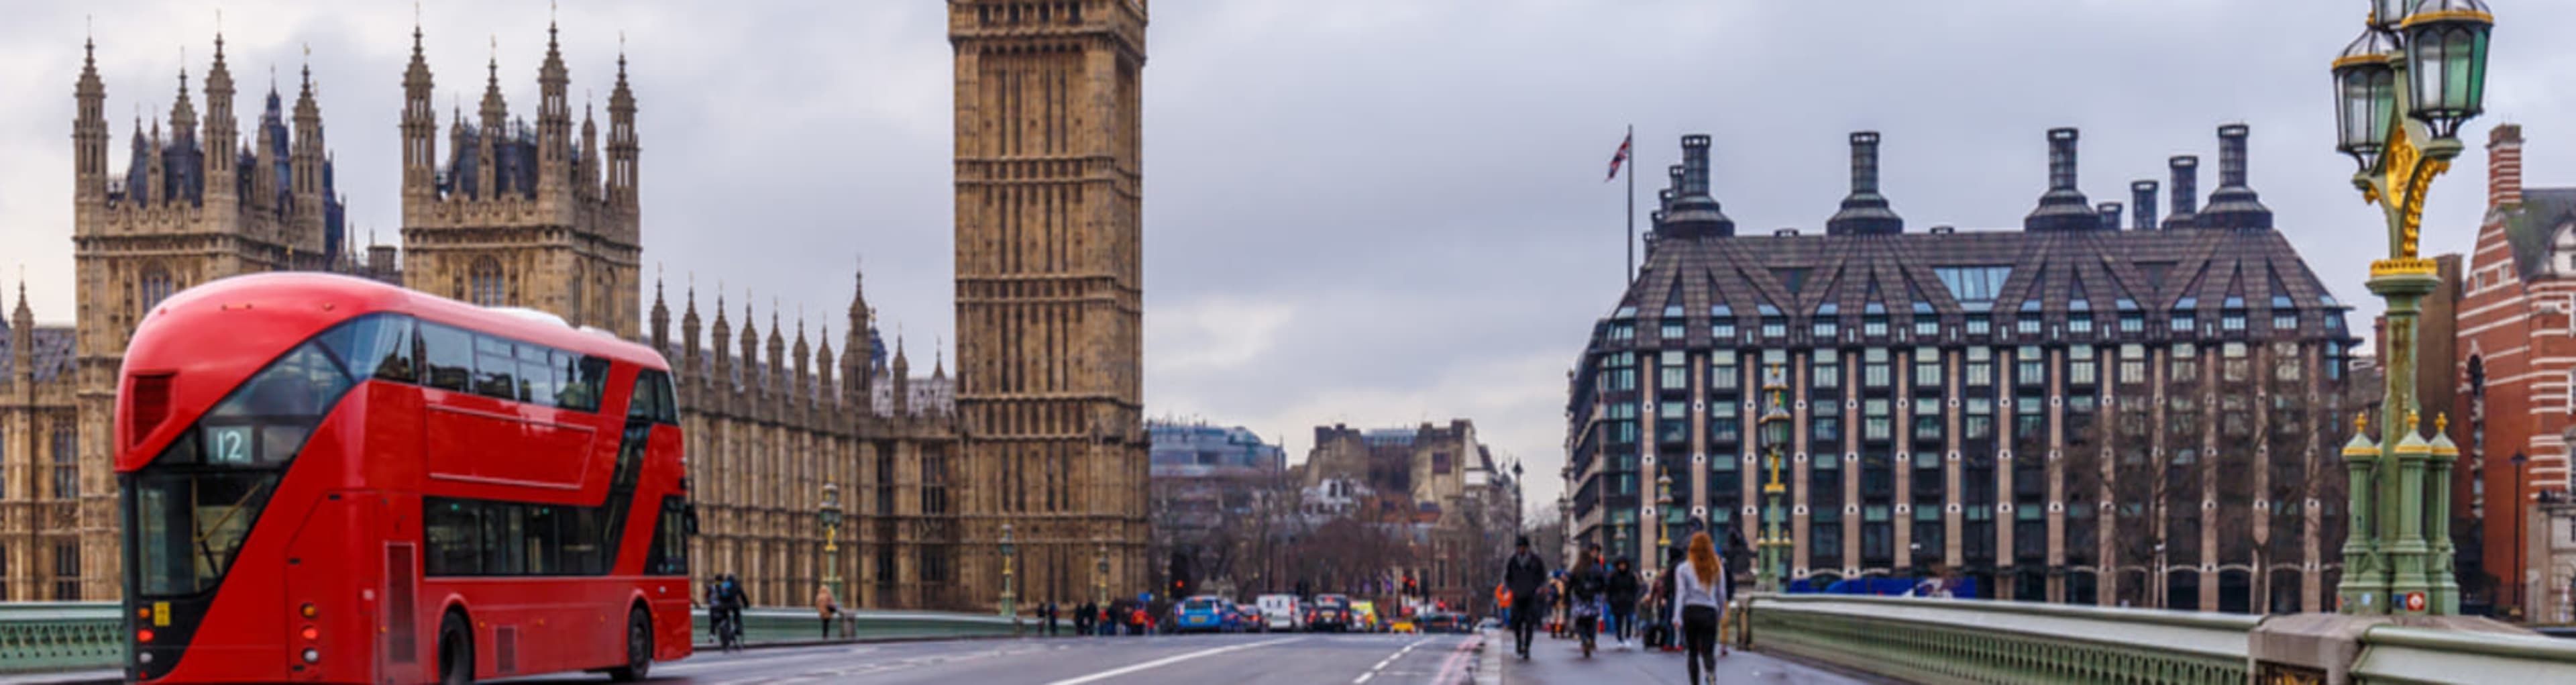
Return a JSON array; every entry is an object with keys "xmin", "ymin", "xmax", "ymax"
[
  {"xmin": 420, "ymin": 323, "xmax": 474, "ymax": 392},
  {"xmin": 313, "ymin": 314, "xmax": 416, "ymax": 384},
  {"xmin": 472, "ymin": 335, "xmax": 519, "ymax": 401},
  {"xmin": 628, "ymin": 370, "xmax": 679, "ymax": 425},
  {"xmin": 425, "ymin": 500, "xmax": 482, "ymax": 576},
  {"xmin": 206, "ymin": 342, "xmax": 352, "ymax": 465},
  {"xmin": 525, "ymin": 505, "xmax": 561, "ymax": 575},
  {"xmin": 516, "ymin": 344, "xmax": 557, "ymax": 408},
  {"xmin": 644, "ymin": 496, "xmax": 690, "ymax": 576},
  {"xmin": 482, "ymin": 503, "xmax": 526, "ymax": 575}
]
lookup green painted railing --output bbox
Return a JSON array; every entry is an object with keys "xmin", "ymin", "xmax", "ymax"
[
  {"xmin": 690, "ymin": 607, "xmax": 1026, "ymax": 647},
  {"xmin": 1742, "ymin": 593, "xmax": 2257, "ymax": 685},
  {"xmin": 0, "ymin": 603, "xmax": 1031, "ymax": 676},
  {"xmin": 1742, "ymin": 594, "xmax": 2576, "ymax": 684},
  {"xmin": 0, "ymin": 602, "xmax": 121, "ymax": 674}
]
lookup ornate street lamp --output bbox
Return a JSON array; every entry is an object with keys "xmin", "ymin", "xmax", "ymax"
[
  {"xmin": 819, "ymin": 484, "xmax": 845, "ymax": 604},
  {"xmin": 2326, "ymin": 0, "xmax": 2495, "ymax": 618},
  {"xmin": 1000, "ymin": 523, "xmax": 1018, "ymax": 619},
  {"xmin": 1095, "ymin": 541, "xmax": 1110, "ymax": 607},
  {"xmin": 2401, "ymin": 0, "xmax": 2496, "ymax": 140},
  {"xmin": 2333, "ymin": 28, "xmax": 2400, "ymax": 169},
  {"xmin": 1756, "ymin": 364, "xmax": 1793, "ymax": 593},
  {"xmin": 1656, "ymin": 472, "xmax": 1675, "ymax": 567}
]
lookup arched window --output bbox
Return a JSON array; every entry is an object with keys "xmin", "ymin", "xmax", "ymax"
[
  {"xmin": 52, "ymin": 423, "xmax": 78, "ymax": 499},
  {"xmin": 139, "ymin": 264, "xmax": 174, "ymax": 313},
  {"xmin": 470, "ymin": 256, "xmax": 505, "ymax": 307}
]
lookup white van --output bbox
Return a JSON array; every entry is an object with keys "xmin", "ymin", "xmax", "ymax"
[{"xmin": 1256, "ymin": 594, "xmax": 1303, "ymax": 631}]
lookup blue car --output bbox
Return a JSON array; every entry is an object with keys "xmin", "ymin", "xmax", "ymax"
[{"xmin": 1176, "ymin": 596, "xmax": 1227, "ymax": 633}]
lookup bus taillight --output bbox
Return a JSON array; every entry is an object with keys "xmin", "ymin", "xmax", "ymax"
[
  {"xmin": 301, "ymin": 648, "xmax": 320, "ymax": 664},
  {"xmin": 300, "ymin": 602, "xmax": 318, "ymax": 619},
  {"xmin": 138, "ymin": 629, "xmax": 155, "ymax": 643},
  {"xmin": 301, "ymin": 625, "xmax": 319, "ymax": 641}
]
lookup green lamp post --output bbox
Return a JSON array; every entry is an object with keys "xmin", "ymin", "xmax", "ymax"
[
  {"xmin": 1757, "ymin": 364, "xmax": 1793, "ymax": 593},
  {"xmin": 1095, "ymin": 541, "xmax": 1110, "ymax": 607},
  {"xmin": 2328, "ymin": 0, "xmax": 2493, "ymax": 617},
  {"xmin": 1000, "ymin": 523, "xmax": 1018, "ymax": 619},
  {"xmin": 819, "ymin": 484, "xmax": 845, "ymax": 603}
]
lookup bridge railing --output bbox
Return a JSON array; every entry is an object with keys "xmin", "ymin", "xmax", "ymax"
[
  {"xmin": 1740, "ymin": 593, "xmax": 2576, "ymax": 684},
  {"xmin": 0, "ymin": 602, "xmax": 1029, "ymax": 675}
]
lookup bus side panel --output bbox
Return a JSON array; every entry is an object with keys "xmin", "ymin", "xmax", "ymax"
[{"xmin": 649, "ymin": 423, "xmax": 693, "ymax": 664}]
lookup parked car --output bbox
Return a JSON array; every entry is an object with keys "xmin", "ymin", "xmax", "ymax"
[
  {"xmin": 1389, "ymin": 617, "xmax": 1418, "ymax": 634},
  {"xmin": 1257, "ymin": 594, "xmax": 1305, "ymax": 632},
  {"xmin": 1352, "ymin": 600, "xmax": 1380, "ymax": 633},
  {"xmin": 1309, "ymin": 594, "xmax": 1354, "ymax": 632},
  {"xmin": 1176, "ymin": 596, "xmax": 1228, "ymax": 633},
  {"xmin": 1236, "ymin": 604, "xmax": 1264, "ymax": 633}
]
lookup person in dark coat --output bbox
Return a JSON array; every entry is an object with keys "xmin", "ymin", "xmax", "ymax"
[
  {"xmin": 1564, "ymin": 545, "xmax": 1607, "ymax": 657},
  {"xmin": 1605, "ymin": 557, "xmax": 1643, "ymax": 650},
  {"xmin": 1501, "ymin": 536, "xmax": 1550, "ymax": 659}
]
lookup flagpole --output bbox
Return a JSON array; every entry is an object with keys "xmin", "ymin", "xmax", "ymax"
[{"xmin": 1625, "ymin": 123, "xmax": 1635, "ymax": 285}]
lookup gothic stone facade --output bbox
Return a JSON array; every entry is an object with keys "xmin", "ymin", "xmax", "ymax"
[
  {"xmin": 1304, "ymin": 421, "xmax": 1515, "ymax": 611},
  {"xmin": 950, "ymin": 0, "xmax": 1152, "ymax": 610},
  {"xmin": 1568, "ymin": 127, "xmax": 2361, "ymax": 615},
  {"xmin": 8, "ymin": 26, "xmax": 980, "ymax": 612}
]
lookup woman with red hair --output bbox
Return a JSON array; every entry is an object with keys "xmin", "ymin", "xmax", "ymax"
[{"xmin": 1669, "ymin": 531, "xmax": 1728, "ymax": 684}]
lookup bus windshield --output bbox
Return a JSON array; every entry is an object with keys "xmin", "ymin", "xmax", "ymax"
[{"xmin": 125, "ymin": 316, "xmax": 398, "ymax": 597}]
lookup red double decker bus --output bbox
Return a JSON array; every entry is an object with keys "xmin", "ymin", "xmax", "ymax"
[{"xmin": 117, "ymin": 272, "xmax": 695, "ymax": 684}]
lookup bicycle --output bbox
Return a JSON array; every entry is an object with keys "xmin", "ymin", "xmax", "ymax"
[{"xmin": 712, "ymin": 609, "xmax": 745, "ymax": 653}]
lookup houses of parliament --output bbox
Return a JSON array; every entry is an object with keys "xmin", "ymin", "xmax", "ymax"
[{"xmin": 0, "ymin": 0, "xmax": 1150, "ymax": 612}]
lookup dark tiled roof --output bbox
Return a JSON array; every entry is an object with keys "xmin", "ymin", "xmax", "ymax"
[
  {"xmin": 1, "ymin": 326, "xmax": 79, "ymax": 383},
  {"xmin": 1603, "ymin": 226, "xmax": 2351, "ymax": 348},
  {"xmin": 2502, "ymin": 189, "xmax": 2576, "ymax": 280}
]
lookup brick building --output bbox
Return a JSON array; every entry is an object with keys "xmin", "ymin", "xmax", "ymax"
[{"xmin": 2449, "ymin": 123, "xmax": 2576, "ymax": 620}]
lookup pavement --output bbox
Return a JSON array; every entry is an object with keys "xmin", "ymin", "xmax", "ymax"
[
  {"xmin": 1493, "ymin": 630, "xmax": 1885, "ymax": 685},
  {"xmin": 0, "ymin": 629, "xmax": 1885, "ymax": 684}
]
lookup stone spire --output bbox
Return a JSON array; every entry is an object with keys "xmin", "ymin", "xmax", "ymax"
[
  {"xmin": 606, "ymin": 42, "xmax": 638, "ymax": 209},
  {"xmin": 537, "ymin": 17, "xmax": 572, "ymax": 202},
  {"xmin": 74, "ymin": 34, "xmax": 109, "ymax": 222},
  {"xmin": 816, "ymin": 324, "xmax": 837, "ymax": 405},
  {"xmin": 680, "ymin": 274, "xmax": 703, "ymax": 373},
  {"xmin": 291, "ymin": 53, "xmax": 324, "ymax": 217},
  {"xmin": 203, "ymin": 32, "xmax": 238, "ymax": 200},
  {"xmin": 792, "ymin": 312, "xmax": 811, "ymax": 400},
  {"xmin": 170, "ymin": 62, "xmax": 197, "ymax": 148},
  {"xmin": 740, "ymin": 292, "xmax": 761, "ymax": 392},
  {"xmin": 767, "ymin": 300, "xmax": 787, "ymax": 381},
  {"xmin": 891, "ymin": 335, "xmax": 912, "ymax": 416},
  {"xmin": 649, "ymin": 266, "xmax": 671, "ymax": 352},
  {"xmin": 932, "ymin": 338, "xmax": 947, "ymax": 380},
  {"xmin": 402, "ymin": 21, "xmax": 437, "ymax": 200},
  {"xmin": 710, "ymin": 285, "xmax": 732, "ymax": 376},
  {"xmin": 478, "ymin": 38, "xmax": 506, "ymax": 196},
  {"xmin": 580, "ymin": 101, "xmax": 600, "ymax": 199}
]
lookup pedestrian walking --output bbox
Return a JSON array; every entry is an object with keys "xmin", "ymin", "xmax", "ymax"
[
  {"xmin": 814, "ymin": 585, "xmax": 842, "ymax": 640},
  {"xmin": 1605, "ymin": 557, "xmax": 1641, "ymax": 650},
  {"xmin": 1501, "ymin": 535, "xmax": 1549, "ymax": 660},
  {"xmin": 1044, "ymin": 601, "xmax": 1060, "ymax": 636},
  {"xmin": 1670, "ymin": 532, "xmax": 1729, "ymax": 685},
  {"xmin": 1564, "ymin": 545, "xmax": 1606, "ymax": 658}
]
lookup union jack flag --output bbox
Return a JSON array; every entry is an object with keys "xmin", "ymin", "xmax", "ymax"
[{"xmin": 1605, "ymin": 133, "xmax": 1633, "ymax": 182}]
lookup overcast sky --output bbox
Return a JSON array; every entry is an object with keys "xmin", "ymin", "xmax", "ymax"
[{"xmin": 5, "ymin": 1, "xmax": 2573, "ymax": 517}]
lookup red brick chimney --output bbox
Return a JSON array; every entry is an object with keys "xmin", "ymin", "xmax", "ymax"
[{"xmin": 2491, "ymin": 123, "xmax": 2524, "ymax": 209}]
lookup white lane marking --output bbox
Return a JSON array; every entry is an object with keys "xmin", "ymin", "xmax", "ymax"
[
  {"xmin": 1353, "ymin": 637, "xmax": 1436, "ymax": 684},
  {"xmin": 1043, "ymin": 637, "xmax": 1302, "ymax": 685}
]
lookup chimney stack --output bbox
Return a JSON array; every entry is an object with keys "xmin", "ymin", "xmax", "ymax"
[
  {"xmin": 1827, "ymin": 131, "xmax": 1904, "ymax": 235},
  {"xmin": 2491, "ymin": 123, "xmax": 2525, "ymax": 208},
  {"xmin": 2025, "ymin": 127, "xmax": 2099, "ymax": 231},
  {"xmin": 1660, "ymin": 135, "xmax": 1735, "ymax": 238},
  {"xmin": 2131, "ymin": 181, "xmax": 2160, "ymax": 230},
  {"xmin": 2098, "ymin": 203, "xmax": 2125, "ymax": 231},
  {"xmin": 2197, "ymin": 124, "xmax": 2274, "ymax": 229},
  {"xmin": 2164, "ymin": 156, "xmax": 2200, "ymax": 229}
]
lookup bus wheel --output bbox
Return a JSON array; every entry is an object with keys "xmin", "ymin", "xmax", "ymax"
[
  {"xmin": 609, "ymin": 607, "xmax": 652, "ymax": 682},
  {"xmin": 438, "ymin": 612, "xmax": 474, "ymax": 685}
]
